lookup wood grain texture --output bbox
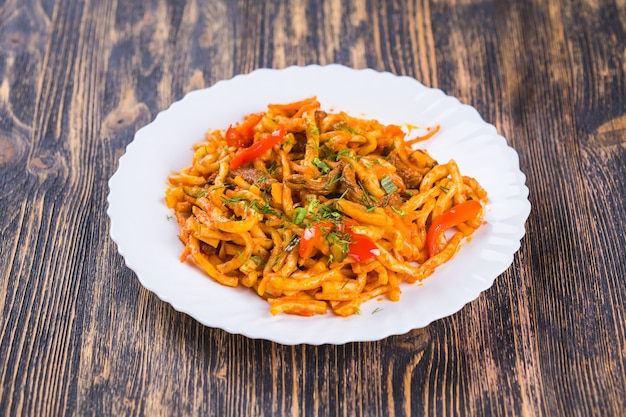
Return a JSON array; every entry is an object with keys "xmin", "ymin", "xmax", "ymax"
[{"xmin": 0, "ymin": 0, "xmax": 625, "ymax": 416}]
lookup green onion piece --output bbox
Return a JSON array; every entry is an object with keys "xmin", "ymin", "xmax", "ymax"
[
  {"xmin": 381, "ymin": 175, "xmax": 398, "ymax": 194},
  {"xmin": 313, "ymin": 157, "xmax": 331, "ymax": 174},
  {"xmin": 292, "ymin": 207, "xmax": 306, "ymax": 225}
]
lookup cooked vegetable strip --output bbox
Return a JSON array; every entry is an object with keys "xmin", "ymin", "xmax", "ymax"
[{"xmin": 165, "ymin": 97, "xmax": 487, "ymax": 316}]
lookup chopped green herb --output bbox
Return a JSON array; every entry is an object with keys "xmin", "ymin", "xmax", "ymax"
[
  {"xmin": 222, "ymin": 194, "xmax": 247, "ymax": 205},
  {"xmin": 337, "ymin": 148, "xmax": 352, "ymax": 158},
  {"xmin": 333, "ymin": 121, "xmax": 355, "ymax": 134},
  {"xmin": 320, "ymin": 144, "xmax": 339, "ymax": 161},
  {"xmin": 314, "ymin": 200, "xmax": 343, "ymax": 222},
  {"xmin": 391, "ymin": 206, "xmax": 406, "ymax": 216},
  {"xmin": 272, "ymin": 252, "xmax": 283, "ymax": 267},
  {"xmin": 325, "ymin": 230, "xmax": 352, "ymax": 263},
  {"xmin": 326, "ymin": 203, "xmax": 344, "ymax": 221},
  {"xmin": 371, "ymin": 307, "xmax": 383, "ymax": 314},
  {"xmin": 292, "ymin": 207, "xmax": 307, "ymax": 225},
  {"xmin": 255, "ymin": 202, "xmax": 280, "ymax": 217},
  {"xmin": 358, "ymin": 181, "xmax": 374, "ymax": 206},
  {"xmin": 439, "ymin": 185, "xmax": 450, "ymax": 193},
  {"xmin": 166, "ymin": 215, "xmax": 173, "ymax": 221},
  {"xmin": 307, "ymin": 197, "xmax": 321, "ymax": 213},
  {"xmin": 250, "ymin": 255, "xmax": 265, "ymax": 266},
  {"xmin": 262, "ymin": 205, "xmax": 277, "ymax": 215},
  {"xmin": 267, "ymin": 160, "xmax": 278, "ymax": 175},
  {"xmin": 381, "ymin": 175, "xmax": 398, "ymax": 194}
]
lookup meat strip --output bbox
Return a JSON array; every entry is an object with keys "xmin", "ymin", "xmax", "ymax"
[
  {"xmin": 285, "ymin": 162, "xmax": 344, "ymax": 195},
  {"xmin": 228, "ymin": 167, "xmax": 277, "ymax": 190},
  {"xmin": 337, "ymin": 164, "xmax": 364, "ymax": 203}
]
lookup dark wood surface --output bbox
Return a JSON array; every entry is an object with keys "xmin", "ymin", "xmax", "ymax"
[{"xmin": 1, "ymin": 0, "xmax": 625, "ymax": 415}]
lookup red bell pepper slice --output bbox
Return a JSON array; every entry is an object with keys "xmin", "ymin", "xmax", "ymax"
[
  {"xmin": 298, "ymin": 221, "xmax": 332, "ymax": 259},
  {"xmin": 347, "ymin": 233, "xmax": 379, "ymax": 262},
  {"xmin": 426, "ymin": 200, "xmax": 482, "ymax": 257},
  {"xmin": 340, "ymin": 219, "xmax": 379, "ymax": 262},
  {"xmin": 225, "ymin": 113, "xmax": 264, "ymax": 148},
  {"xmin": 230, "ymin": 126, "xmax": 286, "ymax": 169},
  {"xmin": 298, "ymin": 225, "xmax": 323, "ymax": 259},
  {"xmin": 298, "ymin": 219, "xmax": 379, "ymax": 263}
]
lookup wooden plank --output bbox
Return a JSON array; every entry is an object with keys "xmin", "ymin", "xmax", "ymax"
[{"xmin": 0, "ymin": 0, "xmax": 624, "ymax": 415}]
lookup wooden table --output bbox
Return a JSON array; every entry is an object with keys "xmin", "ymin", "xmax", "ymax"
[{"xmin": 1, "ymin": 0, "xmax": 625, "ymax": 415}]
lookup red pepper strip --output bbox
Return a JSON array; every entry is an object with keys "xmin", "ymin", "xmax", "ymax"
[
  {"xmin": 225, "ymin": 112, "xmax": 264, "ymax": 148},
  {"xmin": 341, "ymin": 219, "xmax": 379, "ymax": 262},
  {"xmin": 426, "ymin": 200, "xmax": 482, "ymax": 257},
  {"xmin": 298, "ymin": 225, "xmax": 322, "ymax": 259},
  {"xmin": 230, "ymin": 126, "xmax": 286, "ymax": 169},
  {"xmin": 347, "ymin": 233, "xmax": 379, "ymax": 263},
  {"xmin": 298, "ymin": 221, "xmax": 332, "ymax": 259},
  {"xmin": 299, "ymin": 219, "xmax": 379, "ymax": 263}
]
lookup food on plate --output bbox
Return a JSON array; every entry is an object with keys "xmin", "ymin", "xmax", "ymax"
[{"xmin": 165, "ymin": 97, "xmax": 487, "ymax": 316}]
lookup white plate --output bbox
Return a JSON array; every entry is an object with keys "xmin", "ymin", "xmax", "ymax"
[{"xmin": 107, "ymin": 65, "xmax": 530, "ymax": 345}]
